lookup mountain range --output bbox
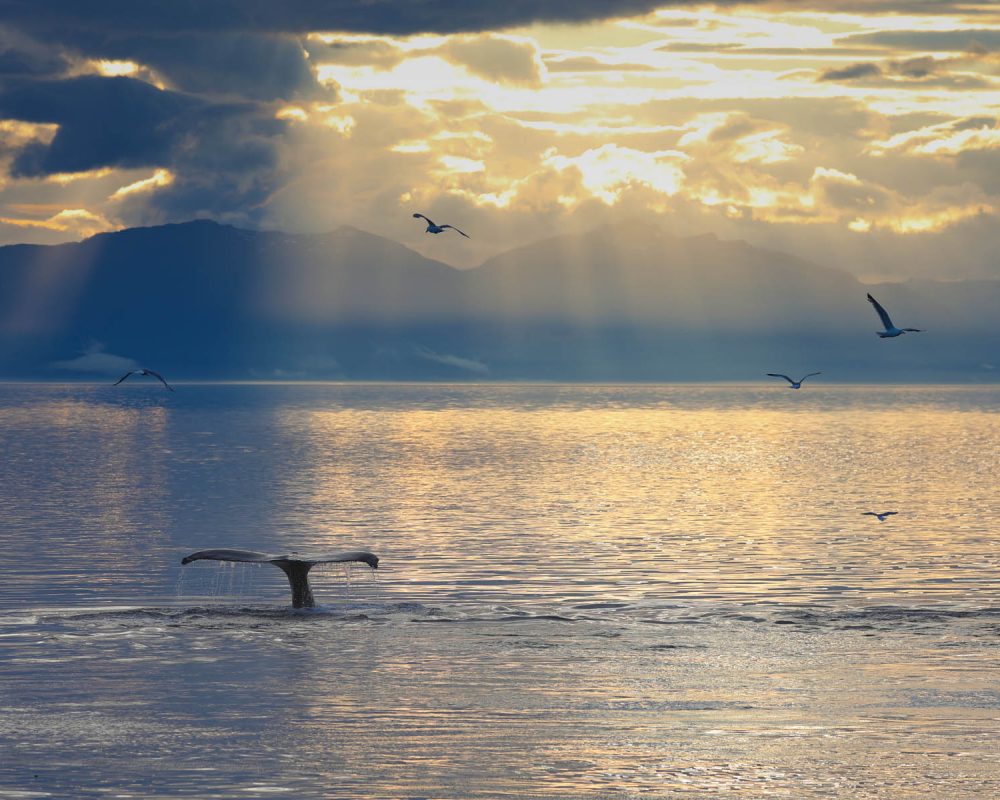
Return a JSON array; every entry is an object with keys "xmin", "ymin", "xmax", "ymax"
[{"xmin": 0, "ymin": 218, "xmax": 996, "ymax": 381}]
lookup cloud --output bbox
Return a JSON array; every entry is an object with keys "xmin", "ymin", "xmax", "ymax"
[
  {"xmin": 109, "ymin": 169, "xmax": 174, "ymax": 200},
  {"xmin": 543, "ymin": 144, "xmax": 688, "ymax": 205},
  {"xmin": 893, "ymin": 56, "xmax": 938, "ymax": 78},
  {"xmin": 817, "ymin": 54, "xmax": 994, "ymax": 89},
  {"xmin": 646, "ymin": 96, "xmax": 878, "ymax": 141},
  {"xmin": 437, "ymin": 34, "xmax": 543, "ymax": 85},
  {"xmin": 0, "ymin": 28, "xmax": 70, "ymax": 77},
  {"xmin": 413, "ymin": 345, "xmax": 489, "ymax": 374},
  {"xmin": 0, "ymin": 73, "xmax": 291, "ymax": 228},
  {"xmin": 846, "ymin": 29, "xmax": 1000, "ymax": 53},
  {"xmin": 0, "ymin": 76, "xmax": 201, "ymax": 176},
  {"xmin": 0, "ymin": 207, "xmax": 115, "ymax": 238},
  {"xmin": 810, "ymin": 166, "xmax": 890, "ymax": 212},
  {"xmin": 0, "ymin": 2, "xmax": 675, "ymax": 38},
  {"xmin": 52, "ymin": 342, "xmax": 136, "ymax": 375},
  {"xmin": 305, "ymin": 37, "xmax": 407, "ymax": 69},
  {"xmin": 68, "ymin": 31, "xmax": 328, "ymax": 102},
  {"xmin": 818, "ymin": 62, "xmax": 882, "ymax": 81},
  {"xmin": 756, "ymin": 1, "xmax": 1000, "ymax": 12},
  {"xmin": 659, "ymin": 42, "xmax": 737, "ymax": 53},
  {"xmin": 0, "ymin": 7, "xmax": 331, "ymax": 229},
  {"xmin": 869, "ymin": 117, "xmax": 1000, "ymax": 157},
  {"xmin": 544, "ymin": 55, "xmax": 655, "ymax": 73},
  {"xmin": 2, "ymin": 1, "xmax": 1000, "ymax": 284}
]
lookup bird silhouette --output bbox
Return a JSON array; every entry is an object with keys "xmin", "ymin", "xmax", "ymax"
[
  {"xmin": 766, "ymin": 372, "xmax": 822, "ymax": 389},
  {"xmin": 867, "ymin": 293, "xmax": 923, "ymax": 338},
  {"xmin": 113, "ymin": 368, "xmax": 174, "ymax": 391},
  {"xmin": 412, "ymin": 213, "xmax": 469, "ymax": 238}
]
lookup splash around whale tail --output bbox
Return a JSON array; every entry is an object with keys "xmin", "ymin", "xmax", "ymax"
[{"xmin": 180, "ymin": 549, "xmax": 379, "ymax": 608}]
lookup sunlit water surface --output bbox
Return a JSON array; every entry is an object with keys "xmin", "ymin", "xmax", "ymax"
[{"xmin": 1, "ymin": 383, "xmax": 998, "ymax": 798}]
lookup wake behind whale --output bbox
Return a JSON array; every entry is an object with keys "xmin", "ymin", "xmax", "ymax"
[{"xmin": 181, "ymin": 549, "xmax": 379, "ymax": 608}]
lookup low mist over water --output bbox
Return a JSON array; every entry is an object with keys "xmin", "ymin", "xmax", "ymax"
[{"xmin": 1, "ymin": 383, "xmax": 998, "ymax": 798}]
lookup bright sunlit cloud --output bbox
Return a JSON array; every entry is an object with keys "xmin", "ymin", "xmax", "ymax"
[
  {"xmin": 92, "ymin": 59, "xmax": 139, "ymax": 77},
  {"xmin": 0, "ymin": 207, "xmax": 116, "ymax": 238},
  {"xmin": 4, "ymin": 4, "xmax": 1000, "ymax": 277},
  {"xmin": 109, "ymin": 169, "xmax": 174, "ymax": 200},
  {"xmin": 870, "ymin": 119, "xmax": 1000, "ymax": 156},
  {"xmin": 543, "ymin": 144, "xmax": 687, "ymax": 204}
]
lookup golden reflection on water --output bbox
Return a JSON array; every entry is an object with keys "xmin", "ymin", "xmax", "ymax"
[
  {"xmin": 271, "ymin": 391, "xmax": 1000, "ymax": 605},
  {"xmin": 1, "ymin": 383, "xmax": 998, "ymax": 607}
]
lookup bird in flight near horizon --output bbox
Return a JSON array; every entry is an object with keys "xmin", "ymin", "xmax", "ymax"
[
  {"xmin": 863, "ymin": 511, "xmax": 898, "ymax": 522},
  {"xmin": 113, "ymin": 368, "xmax": 174, "ymax": 391},
  {"xmin": 766, "ymin": 372, "xmax": 822, "ymax": 389},
  {"xmin": 412, "ymin": 213, "xmax": 470, "ymax": 238},
  {"xmin": 867, "ymin": 293, "xmax": 923, "ymax": 338}
]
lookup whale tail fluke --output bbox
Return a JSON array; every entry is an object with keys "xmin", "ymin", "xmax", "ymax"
[{"xmin": 180, "ymin": 548, "xmax": 379, "ymax": 607}]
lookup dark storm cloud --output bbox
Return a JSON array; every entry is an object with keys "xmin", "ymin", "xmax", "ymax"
[
  {"xmin": 0, "ymin": 1, "xmax": 320, "ymax": 223},
  {"xmin": 1, "ymin": 0, "xmax": 988, "ymax": 37},
  {"xmin": 0, "ymin": 27, "xmax": 70, "ymax": 77},
  {"xmin": 0, "ymin": 45, "xmax": 69, "ymax": 77},
  {"xmin": 0, "ymin": 47, "xmax": 62, "ymax": 76},
  {"xmin": 0, "ymin": 1, "xmax": 675, "ymax": 38},
  {"xmin": 113, "ymin": 102, "xmax": 290, "ymax": 226},
  {"xmin": 86, "ymin": 32, "xmax": 325, "ymax": 102},
  {"xmin": 0, "ymin": 25, "xmax": 325, "ymax": 102},
  {"xmin": 0, "ymin": 74, "xmax": 288, "ymax": 222},
  {"xmin": 0, "ymin": 2, "xmax": 987, "ymax": 44},
  {"xmin": 0, "ymin": 76, "xmax": 201, "ymax": 176}
]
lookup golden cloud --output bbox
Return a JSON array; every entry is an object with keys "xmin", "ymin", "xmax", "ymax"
[
  {"xmin": 0, "ymin": 207, "xmax": 117, "ymax": 238},
  {"xmin": 109, "ymin": 168, "xmax": 174, "ymax": 200},
  {"xmin": 870, "ymin": 118, "xmax": 1000, "ymax": 156}
]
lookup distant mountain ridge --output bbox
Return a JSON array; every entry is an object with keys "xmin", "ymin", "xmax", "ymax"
[{"xmin": 0, "ymin": 218, "xmax": 997, "ymax": 381}]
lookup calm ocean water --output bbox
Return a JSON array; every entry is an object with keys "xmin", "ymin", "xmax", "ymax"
[{"xmin": 1, "ymin": 383, "xmax": 998, "ymax": 798}]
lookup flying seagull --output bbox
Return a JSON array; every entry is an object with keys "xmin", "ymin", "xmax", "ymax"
[
  {"xmin": 113, "ymin": 368, "xmax": 174, "ymax": 391},
  {"xmin": 862, "ymin": 511, "xmax": 898, "ymax": 522},
  {"xmin": 412, "ymin": 213, "xmax": 469, "ymax": 238},
  {"xmin": 867, "ymin": 293, "xmax": 923, "ymax": 338},
  {"xmin": 766, "ymin": 372, "xmax": 822, "ymax": 389}
]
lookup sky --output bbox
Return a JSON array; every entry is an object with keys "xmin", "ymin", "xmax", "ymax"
[{"xmin": 2, "ymin": 1, "xmax": 1000, "ymax": 280}]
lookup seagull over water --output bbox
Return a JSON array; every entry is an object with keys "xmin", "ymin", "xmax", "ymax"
[
  {"xmin": 867, "ymin": 293, "xmax": 923, "ymax": 338},
  {"xmin": 863, "ymin": 511, "xmax": 898, "ymax": 522},
  {"xmin": 766, "ymin": 372, "xmax": 822, "ymax": 389},
  {"xmin": 113, "ymin": 368, "xmax": 174, "ymax": 391},
  {"xmin": 412, "ymin": 213, "xmax": 469, "ymax": 238}
]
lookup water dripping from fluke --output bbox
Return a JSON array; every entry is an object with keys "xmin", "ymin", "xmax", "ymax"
[
  {"xmin": 180, "ymin": 549, "xmax": 380, "ymax": 608},
  {"xmin": 312, "ymin": 560, "xmax": 383, "ymax": 602}
]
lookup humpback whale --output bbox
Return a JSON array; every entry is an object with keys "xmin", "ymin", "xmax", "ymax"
[{"xmin": 180, "ymin": 549, "xmax": 379, "ymax": 608}]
